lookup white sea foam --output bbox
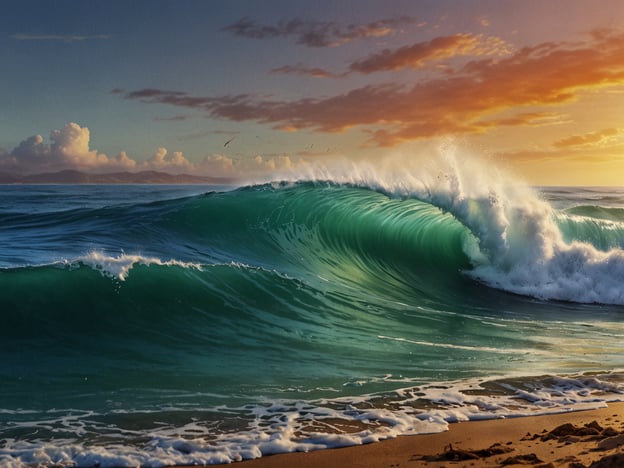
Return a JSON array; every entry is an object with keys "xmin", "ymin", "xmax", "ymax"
[
  {"xmin": 69, "ymin": 251, "xmax": 202, "ymax": 281},
  {"xmin": 1, "ymin": 372, "xmax": 622, "ymax": 467},
  {"xmin": 268, "ymin": 144, "xmax": 624, "ymax": 304}
]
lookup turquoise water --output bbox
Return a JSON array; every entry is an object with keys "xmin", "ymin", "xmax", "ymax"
[{"xmin": 1, "ymin": 176, "xmax": 623, "ymax": 466}]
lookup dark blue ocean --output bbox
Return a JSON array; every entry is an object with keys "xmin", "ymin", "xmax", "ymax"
[{"xmin": 1, "ymin": 165, "xmax": 624, "ymax": 466}]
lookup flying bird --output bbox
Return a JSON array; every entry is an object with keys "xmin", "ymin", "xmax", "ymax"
[{"xmin": 224, "ymin": 137, "xmax": 235, "ymax": 147}]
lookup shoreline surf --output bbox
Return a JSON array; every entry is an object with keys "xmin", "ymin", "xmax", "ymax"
[{"xmin": 222, "ymin": 401, "xmax": 624, "ymax": 468}]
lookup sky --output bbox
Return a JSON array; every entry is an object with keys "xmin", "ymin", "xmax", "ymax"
[{"xmin": 1, "ymin": 0, "xmax": 624, "ymax": 185}]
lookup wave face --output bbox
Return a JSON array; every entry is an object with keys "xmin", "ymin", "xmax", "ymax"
[{"xmin": 1, "ymin": 163, "xmax": 624, "ymax": 466}]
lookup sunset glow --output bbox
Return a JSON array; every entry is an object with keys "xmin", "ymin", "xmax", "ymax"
[
  {"xmin": 2, "ymin": 0, "xmax": 624, "ymax": 185},
  {"xmin": 5, "ymin": 3, "xmax": 624, "ymax": 466}
]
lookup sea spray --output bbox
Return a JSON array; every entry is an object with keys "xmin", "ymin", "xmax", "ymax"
[{"xmin": 266, "ymin": 148, "xmax": 624, "ymax": 304}]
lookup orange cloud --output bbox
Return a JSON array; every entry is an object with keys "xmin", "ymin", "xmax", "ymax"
[
  {"xmin": 121, "ymin": 28, "xmax": 624, "ymax": 147},
  {"xmin": 477, "ymin": 112, "xmax": 570, "ymax": 129},
  {"xmin": 348, "ymin": 33, "xmax": 511, "ymax": 73},
  {"xmin": 272, "ymin": 33, "xmax": 510, "ymax": 78},
  {"xmin": 553, "ymin": 128, "xmax": 622, "ymax": 148},
  {"xmin": 497, "ymin": 139, "xmax": 624, "ymax": 163}
]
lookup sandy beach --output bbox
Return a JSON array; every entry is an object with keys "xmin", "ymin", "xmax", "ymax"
[{"xmin": 212, "ymin": 402, "xmax": 624, "ymax": 468}]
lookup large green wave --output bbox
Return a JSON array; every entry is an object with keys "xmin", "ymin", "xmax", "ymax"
[
  {"xmin": 2, "ymin": 182, "xmax": 624, "ymax": 415},
  {"xmin": 157, "ymin": 183, "xmax": 475, "ymax": 297},
  {"xmin": 0, "ymin": 183, "xmax": 480, "ymax": 343}
]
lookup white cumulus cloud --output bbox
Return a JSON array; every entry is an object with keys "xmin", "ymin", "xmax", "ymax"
[
  {"xmin": 0, "ymin": 123, "xmax": 136, "ymax": 174},
  {"xmin": 143, "ymin": 147, "xmax": 193, "ymax": 171},
  {"xmin": 0, "ymin": 122, "xmax": 314, "ymax": 180}
]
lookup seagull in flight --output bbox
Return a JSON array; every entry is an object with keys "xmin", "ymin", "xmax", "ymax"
[{"xmin": 224, "ymin": 137, "xmax": 235, "ymax": 147}]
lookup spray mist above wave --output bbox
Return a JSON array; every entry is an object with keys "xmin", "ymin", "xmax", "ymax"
[{"xmin": 269, "ymin": 145, "xmax": 624, "ymax": 305}]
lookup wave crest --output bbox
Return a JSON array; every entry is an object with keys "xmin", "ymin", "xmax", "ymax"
[
  {"xmin": 266, "ymin": 148, "xmax": 624, "ymax": 304},
  {"xmin": 71, "ymin": 251, "xmax": 202, "ymax": 281}
]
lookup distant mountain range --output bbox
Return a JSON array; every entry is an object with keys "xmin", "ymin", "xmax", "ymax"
[{"xmin": 0, "ymin": 170, "xmax": 234, "ymax": 184}]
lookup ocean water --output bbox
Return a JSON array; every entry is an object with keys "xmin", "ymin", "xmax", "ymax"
[{"xmin": 1, "ymin": 160, "xmax": 624, "ymax": 467}]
